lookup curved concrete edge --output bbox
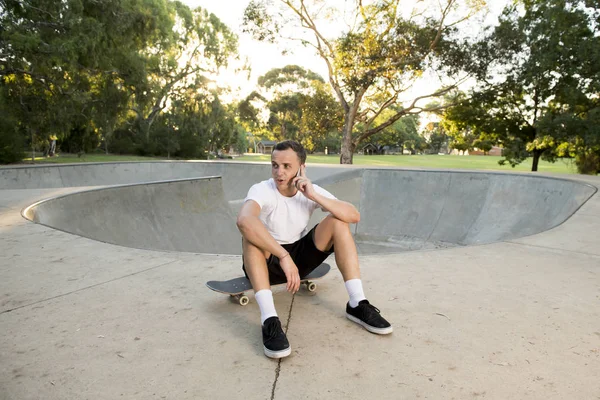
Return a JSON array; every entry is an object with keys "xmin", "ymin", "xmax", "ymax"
[
  {"xmin": 0, "ymin": 161, "xmax": 354, "ymax": 191},
  {"xmin": 18, "ymin": 165, "xmax": 598, "ymax": 255},
  {"xmin": 21, "ymin": 176, "xmax": 223, "ymax": 219},
  {"xmin": 23, "ymin": 176, "xmax": 241, "ymax": 255},
  {"xmin": 357, "ymin": 170, "xmax": 598, "ymax": 246}
]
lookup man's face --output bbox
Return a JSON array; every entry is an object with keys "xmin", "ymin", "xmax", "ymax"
[{"xmin": 271, "ymin": 148, "xmax": 302, "ymax": 191}]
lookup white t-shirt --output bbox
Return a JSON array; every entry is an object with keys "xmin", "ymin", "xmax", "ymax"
[{"xmin": 244, "ymin": 178, "xmax": 337, "ymax": 244}]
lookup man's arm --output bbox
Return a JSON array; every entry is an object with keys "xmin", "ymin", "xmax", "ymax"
[
  {"xmin": 293, "ymin": 165, "xmax": 360, "ymax": 224},
  {"xmin": 236, "ymin": 200, "xmax": 301, "ymax": 292},
  {"xmin": 236, "ymin": 200, "xmax": 288, "ymax": 259},
  {"xmin": 312, "ymin": 194, "xmax": 360, "ymax": 224}
]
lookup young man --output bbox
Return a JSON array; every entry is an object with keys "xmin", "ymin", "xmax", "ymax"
[{"xmin": 236, "ymin": 140, "xmax": 392, "ymax": 359}]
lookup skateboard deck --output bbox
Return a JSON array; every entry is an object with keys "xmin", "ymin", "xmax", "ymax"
[{"xmin": 206, "ymin": 263, "xmax": 331, "ymax": 306}]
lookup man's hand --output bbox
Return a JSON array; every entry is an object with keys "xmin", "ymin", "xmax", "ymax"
[
  {"xmin": 292, "ymin": 165, "xmax": 316, "ymax": 200},
  {"xmin": 279, "ymin": 254, "xmax": 300, "ymax": 293}
]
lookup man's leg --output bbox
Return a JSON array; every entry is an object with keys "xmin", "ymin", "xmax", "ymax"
[
  {"xmin": 242, "ymin": 238, "xmax": 291, "ymax": 358},
  {"xmin": 313, "ymin": 214, "xmax": 360, "ymax": 281},
  {"xmin": 242, "ymin": 238, "xmax": 276, "ymax": 324},
  {"xmin": 242, "ymin": 238, "xmax": 271, "ymax": 293},
  {"xmin": 313, "ymin": 215, "xmax": 393, "ymax": 335}
]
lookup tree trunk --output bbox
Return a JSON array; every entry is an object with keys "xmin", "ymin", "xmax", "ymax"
[
  {"xmin": 31, "ymin": 129, "xmax": 35, "ymax": 162},
  {"xmin": 340, "ymin": 106, "xmax": 359, "ymax": 164},
  {"xmin": 340, "ymin": 124, "xmax": 354, "ymax": 164},
  {"xmin": 531, "ymin": 150, "xmax": 542, "ymax": 172}
]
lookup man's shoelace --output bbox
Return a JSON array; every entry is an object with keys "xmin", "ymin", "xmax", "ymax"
[
  {"xmin": 360, "ymin": 303, "xmax": 381, "ymax": 318},
  {"xmin": 265, "ymin": 320, "xmax": 283, "ymax": 340}
]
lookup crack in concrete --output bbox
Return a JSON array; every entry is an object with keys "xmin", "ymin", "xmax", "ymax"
[
  {"xmin": 270, "ymin": 293, "xmax": 295, "ymax": 400},
  {"xmin": 0, "ymin": 260, "xmax": 178, "ymax": 315},
  {"xmin": 504, "ymin": 240, "xmax": 600, "ymax": 258}
]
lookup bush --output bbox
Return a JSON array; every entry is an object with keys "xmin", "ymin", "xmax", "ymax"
[
  {"xmin": 62, "ymin": 126, "xmax": 100, "ymax": 154},
  {"xmin": 176, "ymin": 134, "xmax": 204, "ymax": 159},
  {"xmin": 110, "ymin": 136, "xmax": 136, "ymax": 154},
  {"xmin": 0, "ymin": 127, "xmax": 26, "ymax": 164},
  {"xmin": 575, "ymin": 151, "xmax": 600, "ymax": 175}
]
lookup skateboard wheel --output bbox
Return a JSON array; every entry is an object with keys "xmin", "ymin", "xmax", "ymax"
[
  {"xmin": 230, "ymin": 294, "xmax": 249, "ymax": 306},
  {"xmin": 306, "ymin": 281, "xmax": 317, "ymax": 292}
]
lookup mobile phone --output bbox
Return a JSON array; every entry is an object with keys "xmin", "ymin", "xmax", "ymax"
[{"xmin": 294, "ymin": 168, "xmax": 301, "ymax": 189}]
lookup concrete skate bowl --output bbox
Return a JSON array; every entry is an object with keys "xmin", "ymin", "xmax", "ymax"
[{"xmin": 13, "ymin": 162, "xmax": 597, "ymax": 255}]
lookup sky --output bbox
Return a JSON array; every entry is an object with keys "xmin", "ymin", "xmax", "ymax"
[
  {"xmin": 181, "ymin": 0, "xmax": 510, "ymax": 104},
  {"xmin": 182, "ymin": 0, "xmax": 326, "ymax": 100}
]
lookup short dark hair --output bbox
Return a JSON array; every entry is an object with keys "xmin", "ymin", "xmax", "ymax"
[{"xmin": 273, "ymin": 140, "xmax": 307, "ymax": 164}]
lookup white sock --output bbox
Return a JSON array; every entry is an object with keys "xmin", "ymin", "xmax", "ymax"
[
  {"xmin": 345, "ymin": 279, "xmax": 366, "ymax": 308},
  {"xmin": 255, "ymin": 289, "xmax": 278, "ymax": 325}
]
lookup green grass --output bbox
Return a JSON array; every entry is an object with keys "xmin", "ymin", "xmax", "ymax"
[
  {"xmin": 20, "ymin": 153, "xmax": 168, "ymax": 164},
  {"xmin": 17, "ymin": 152, "xmax": 577, "ymax": 174},
  {"xmin": 235, "ymin": 154, "xmax": 577, "ymax": 174}
]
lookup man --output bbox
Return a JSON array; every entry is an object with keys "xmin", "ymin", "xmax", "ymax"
[
  {"xmin": 236, "ymin": 140, "xmax": 392, "ymax": 359},
  {"xmin": 48, "ymin": 135, "xmax": 57, "ymax": 157}
]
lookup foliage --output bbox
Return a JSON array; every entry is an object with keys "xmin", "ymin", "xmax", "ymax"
[
  {"xmin": 0, "ymin": 97, "xmax": 25, "ymax": 163},
  {"xmin": 426, "ymin": 123, "xmax": 449, "ymax": 154},
  {"xmin": 0, "ymin": 0, "xmax": 240, "ymax": 162},
  {"xmin": 240, "ymin": 65, "xmax": 344, "ymax": 152},
  {"xmin": 442, "ymin": 0, "xmax": 600, "ymax": 172},
  {"xmin": 361, "ymin": 112, "xmax": 422, "ymax": 153},
  {"xmin": 244, "ymin": 0, "xmax": 488, "ymax": 163}
]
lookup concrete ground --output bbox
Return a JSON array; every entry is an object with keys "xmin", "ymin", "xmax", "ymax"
[{"xmin": 1, "ymin": 163, "xmax": 599, "ymax": 400}]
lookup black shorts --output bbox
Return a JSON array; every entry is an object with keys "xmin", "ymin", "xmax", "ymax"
[{"xmin": 242, "ymin": 224, "xmax": 334, "ymax": 285}]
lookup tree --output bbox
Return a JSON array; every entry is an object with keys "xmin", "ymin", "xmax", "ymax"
[
  {"xmin": 0, "ymin": 0, "xmax": 239, "ymax": 161},
  {"xmin": 243, "ymin": 0, "xmax": 487, "ymax": 163},
  {"xmin": 0, "ymin": 0, "xmax": 174, "ymax": 159},
  {"xmin": 129, "ymin": 3, "xmax": 239, "ymax": 144},
  {"xmin": 446, "ymin": 0, "xmax": 600, "ymax": 171},
  {"xmin": 152, "ymin": 87, "xmax": 237, "ymax": 159},
  {"xmin": 440, "ymin": 96, "xmax": 481, "ymax": 155},
  {"xmin": 240, "ymin": 66, "xmax": 320, "ymax": 142},
  {"xmin": 298, "ymin": 80, "xmax": 344, "ymax": 152},
  {"xmin": 425, "ymin": 122, "xmax": 449, "ymax": 154},
  {"xmin": 543, "ymin": 108, "xmax": 600, "ymax": 174},
  {"xmin": 0, "ymin": 88, "xmax": 25, "ymax": 162},
  {"xmin": 362, "ymin": 112, "xmax": 420, "ymax": 153},
  {"xmin": 240, "ymin": 65, "xmax": 343, "ymax": 151}
]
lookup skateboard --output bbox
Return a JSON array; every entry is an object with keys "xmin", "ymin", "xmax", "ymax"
[{"xmin": 206, "ymin": 263, "xmax": 331, "ymax": 306}]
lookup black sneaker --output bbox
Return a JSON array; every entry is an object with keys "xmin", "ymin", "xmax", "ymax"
[
  {"xmin": 262, "ymin": 316, "xmax": 291, "ymax": 358},
  {"xmin": 346, "ymin": 300, "xmax": 393, "ymax": 334}
]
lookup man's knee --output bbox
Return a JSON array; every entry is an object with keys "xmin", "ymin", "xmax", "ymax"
[
  {"xmin": 315, "ymin": 215, "xmax": 352, "ymax": 251},
  {"xmin": 242, "ymin": 238, "xmax": 270, "ymax": 262},
  {"xmin": 323, "ymin": 214, "xmax": 351, "ymax": 234}
]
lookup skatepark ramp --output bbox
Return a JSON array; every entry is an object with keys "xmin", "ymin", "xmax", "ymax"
[
  {"xmin": 23, "ymin": 177, "xmax": 242, "ymax": 254},
  {"xmin": 351, "ymin": 170, "xmax": 596, "ymax": 253},
  {"xmin": 15, "ymin": 163, "xmax": 597, "ymax": 255}
]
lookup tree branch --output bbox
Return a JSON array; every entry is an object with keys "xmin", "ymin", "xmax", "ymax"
[
  {"xmin": 430, "ymin": 0, "xmax": 456, "ymax": 51},
  {"xmin": 21, "ymin": 1, "xmax": 57, "ymax": 19},
  {"xmin": 364, "ymin": 93, "xmax": 399, "ymax": 129},
  {"xmin": 354, "ymin": 84, "xmax": 460, "ymax": 144},
  {"xmin": 280, "ymin": 0, "xmax": 349, "ymax": 112}
]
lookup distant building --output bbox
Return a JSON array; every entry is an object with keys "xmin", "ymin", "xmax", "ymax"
[
  {"xmin": 382, "ymin": 145, "xmax": 401, "ymax": 155},
  {"xmin": 452, "ymin": 146, "xmax": 504, "ymax": 156},
  {"xmin": 257, "ymin": 140, "xmax": 277, "ymax": 154},
  {"xmin": 360, "ymin": 143, "xmax": 380, "ymax": 155}
]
